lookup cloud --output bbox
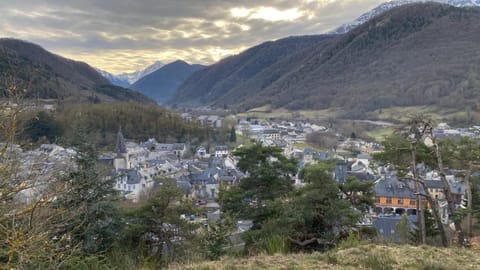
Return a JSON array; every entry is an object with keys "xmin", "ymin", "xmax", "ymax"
[
  {"xmin": 0, "ymin": 0, "xmax": 384, "ymax": 73},
  {"xmin": 230, "ymin": 6, "xmax": 305, "ymax": 22}
]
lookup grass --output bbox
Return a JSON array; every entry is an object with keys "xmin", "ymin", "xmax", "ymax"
[
  {"xmin": 236, "ymin": 105, "xmax": 477, "ymax": 127},
  {"xmin": 366, "ymin": 105, "xmax": 475, "ymax": 124},
  {"xmin": 237, "ymin": 106, "xmax": 341, "ymax": 121},
  {"xmin": 171, "ymin": 244, "xmax": 480, "ymax": 270},
  {"xmin": 364, "ymin": 127, "xmax": 395, "ymax": 142}
]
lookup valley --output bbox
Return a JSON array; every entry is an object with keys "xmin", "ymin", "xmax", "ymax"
[{"xmin": 2, "ymin": 1, "xmax": 480, "ymax": 269}]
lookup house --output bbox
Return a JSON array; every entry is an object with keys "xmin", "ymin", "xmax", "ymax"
[
  {"xmin": 374, "ymin": 173, "xmax": 421, "ymax": 216},
  {"xmin": 196, "ymin": 146, "xmax": 208, "ymax": 159},
  {"xmin": 302, "ymin": 148, "xmax": 316, "ymax": 165},
  {"xmin": 172, "ymin": 143, "xmax": 186, "ymax": 157},
  {"xmin": 373, "ymin": 215, "xmax": 416, "ymax": 240},
  {"xmin": 214, "ymin": 145, "xmax": 228, "ymax": 158},
  {"xmin": 263, "ymin": 129, "xmax": 280, "ymax": 140},
  {"xmin": 114, "ymin": 169, "xmax": 153, "ymax": 202}
]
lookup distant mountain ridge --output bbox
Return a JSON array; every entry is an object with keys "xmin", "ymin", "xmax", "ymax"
[
  {"xmin": 131, "ymin": 60, "xmax": 204, "ymax": 104},
  {"xmin": 98, "ymin": 61, "xmax": 165, "ymax": 87},
  {"xmin": 168, "ymin": 3, "xmax": 480, "ymax": 117},
  {"xmin": 96, "ymin": 69, "xmax": 130, "ymax": 88},
  {"xmin": 331, "ymin": 0, "xmax": 480, "ymax": 34},
  {"xmin": 0, "ymin": 38, "xmax": 154, "ymax": 104}
]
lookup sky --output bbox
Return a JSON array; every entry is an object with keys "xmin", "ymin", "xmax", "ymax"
[{"xmin": 0, "ymin": 0, "xmax": 384, "ymax": 74}]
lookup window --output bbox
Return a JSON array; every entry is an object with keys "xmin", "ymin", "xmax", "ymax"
[
  {"xmin": 375, "ymin": 197, "xmax": 380, "ymax": 203},
  {"xmin": 410, "ymin": 199, "xmax": 416, "ymax": 206},
  {"xmin": 397, "ymin": 199, "xmax": 404, "ymax": 205},
  {"xmin": 117, "ymin": 184, "xmax": 121, "ymax": 189},
  {"xmin": 386, "ymin": 198, "xmax": 392, "ymax": 204},
  {"xmin": 124, "ymin": 184, "xmax": 126, "ymax": 189}
]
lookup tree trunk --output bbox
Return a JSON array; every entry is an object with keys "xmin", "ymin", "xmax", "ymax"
[
  {"xmin": 417, "ymin": 180, "xmax": 449, "ymax": 247},
  {"xmin": 464, "ymin": 163, "xmax": 473, "ymax": 238},
  {"xmin": 411, "ymin": 143, "xmax": 426, "ymax": 244},
  {"xmin": 431, "ymin": 135, "xmax": 465, "ymax": 246}
]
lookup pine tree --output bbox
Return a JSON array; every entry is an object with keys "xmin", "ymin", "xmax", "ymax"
[
  {"xmin": 55, "ymin": 126, "xmax": 121, "ymax": 255},
  {"xmin": 229, "ymin": 127, "xmax": 236, "ymax": 143}
]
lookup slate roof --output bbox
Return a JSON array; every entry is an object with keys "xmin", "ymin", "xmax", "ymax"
[
  {"xmin": 176, "ymin": 180, "xmax": 191, "ymax": 195},
  {"xmin": 172, "ymin": 143, "xmax": 185, "ymax": 150},
  {"xmin": 215, "ymin": 145, "xmax": 228, "ymax": 151},
  {"xmin": 348, "ymin": 171, "xmax": 375, "ymax": 182},
  {"xmin": 373, "ymin": 215, "xmax": 416, "ymax": 239},
  {"xmin": 374, "ymin": 174, "xmax": 422, "ymax": 199},
  {"xmin": 117, "ymin": 169, "xmax": 142, "ymax": 184}
]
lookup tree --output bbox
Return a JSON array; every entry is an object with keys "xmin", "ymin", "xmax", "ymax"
[
  {"xmin": 120, "ymin": 178, "xmax": 199, "ymax": 267},
  {"xmin": 339, "ymin": 176, "xmax": 374, "ymax": 211},
  {"xmin": 440, "ymin": 137, "xmax": 480, "ymax": 238},
  {"xmin": 374, "ymin": 132, "xmax": 447, "ymax": 247},
  {"xmin": 229, "ymin": 127, "xmax": 236, "ymax": 143},
  {"xmin": 373, "ymin": 117, "xmax": 480, "ymax": 247},
  {"xmin": 395, "ymin": 215, "xmax": 411, "ymax": 244},
  {"xmin": 219, "ymin": 144, "xmax": 297, "ymax": 228},
  {"xmin": 278, "ymin": 164, "xmax": 363, "ymax": 251},
  {"xmin": 0, "ymin": 79, "xmax": 72, "ymax": 268},
  {"xmin": 54, "ymin": 126, "xmax": 121, "ymax": 255},
  {"xmin": 24, "ymin": 111, "xmax": 62, "ymax": 143}
]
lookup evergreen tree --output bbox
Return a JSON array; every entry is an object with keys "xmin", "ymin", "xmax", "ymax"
[
  {"xmin": 229, "ymin": 127, "xmax": 236, "ymax": 143},
  {"xmin": 55, "ymin": 126, "xmax": 121, "ymax": 255},
  {"xmin": 219, "ymin": 144, "xmax": 297, "ymax": 227},
  {"xmin": 24, "ymin": 111, "xmax": 62, "ymax": 143},
  {"xmin": 279, "ymin": 164, "xmax": 361, "ymax": 251},
  {"xmin": 121, "ymin": 178, "xmax": 198, "ymax": 267}
]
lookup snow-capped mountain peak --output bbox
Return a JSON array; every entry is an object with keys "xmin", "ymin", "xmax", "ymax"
[
  {"xmin": 116, "ymin": 61, "xmax": 164, "ymax": 84},
  {"xmin": 331, "ymin": 0, "xmax": 480, "ymax": 34}
]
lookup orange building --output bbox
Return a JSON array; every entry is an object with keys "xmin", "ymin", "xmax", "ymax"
[{"xmin": 374, "ymin": 174, "xmax": 423, "ymax": 216}]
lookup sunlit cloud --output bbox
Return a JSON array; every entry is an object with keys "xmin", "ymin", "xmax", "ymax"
[
  {"xmin": 230, "ymin": 6, "xmax": 304, "ymax": 22},
  {"xmin": 0, "ymin": 0, "xmax": 385, "ymax": 73}
]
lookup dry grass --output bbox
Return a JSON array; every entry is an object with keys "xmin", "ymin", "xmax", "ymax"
[
  {"xmin": 171, "ymin": 244, "xmax": 480, "ymax": 270},
  {"xmin": 366, "ymin": 106, "xmax": 468, "ymax": 124}
]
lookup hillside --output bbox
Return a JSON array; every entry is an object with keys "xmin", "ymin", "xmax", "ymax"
[
  {"xmin": 172, "ymin": 244, "xmax": 480, "ymax": 270},
  {"xmin": 0, "ymin": 38, "xmax": 154, "ymax": 104},
  {"xmin": 170, "ymin": 35, "xmax": 334, "ymax": 107},
  {"xmin": 131, "ymin": 60, "xmax": 204, "ymax": 104},
  {"xmin": 331, "ymin": 0, "xmax": 480, "ymax": 34},
  {"xmin": 169, "ymin": 4, "xmax": 480, "ymax": 118}
]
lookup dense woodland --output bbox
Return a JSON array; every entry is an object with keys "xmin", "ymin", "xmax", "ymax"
[
  {"xmin": 0, "ymin": 38, "xmax": 154, "ymax": 104},
  {"xmin": 15, "ymin": 103, "xmax": 213, "ymax": 150},
  {"xmin": 171, "ymin": 4, "xmax": 480, "ymax": 118}
]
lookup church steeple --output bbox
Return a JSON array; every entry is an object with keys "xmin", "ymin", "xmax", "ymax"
[{"xmin": 115, "ymin": 126, "xmax": 127, "ymax": 155}]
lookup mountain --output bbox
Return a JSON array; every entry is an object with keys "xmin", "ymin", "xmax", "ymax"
[
  {"xmin": 130, "ymin": 60, "xmax": 204, "ymax": 104},
  {"xmin": 116, "ymin": 61, "xmax": 164, "ymax": 85},
  {"xmin": 169, "ymin": 35, "xmax": 334, "ymax": 107},
  {"xmin": 96, "ymin": 69, "xmax": 130, "ymax": 88},
  {"xmin": 0, "ymin": 38, "xmax": 154, "ymax": 104},
  {"xmin": 169, "ymin": 3, "xmax": 480, "ymax": 117},
  {"xmin": 331, "ymin": 0, "xmax": 480, "ymax": 34}
]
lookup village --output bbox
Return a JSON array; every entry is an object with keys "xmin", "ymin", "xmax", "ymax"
[{"xmin": 10, "ymin": 113, "xmax": 480, "ymax": 242}]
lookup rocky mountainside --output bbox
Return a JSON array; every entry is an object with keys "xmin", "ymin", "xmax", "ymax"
[
  {"xmin": 131, "ymin": 60, "xmax": 204, "ymax": 104},
  {"xmin": 331, "ymin": 0, "xmax": 480, "ymax": 34},
  {"xmin": 0, "ymin": 38, "xmax": 154, "ymax": 104},
  {"xmin": 169, "ymin": 3, "xmax": 480, "ymax": 117}
]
